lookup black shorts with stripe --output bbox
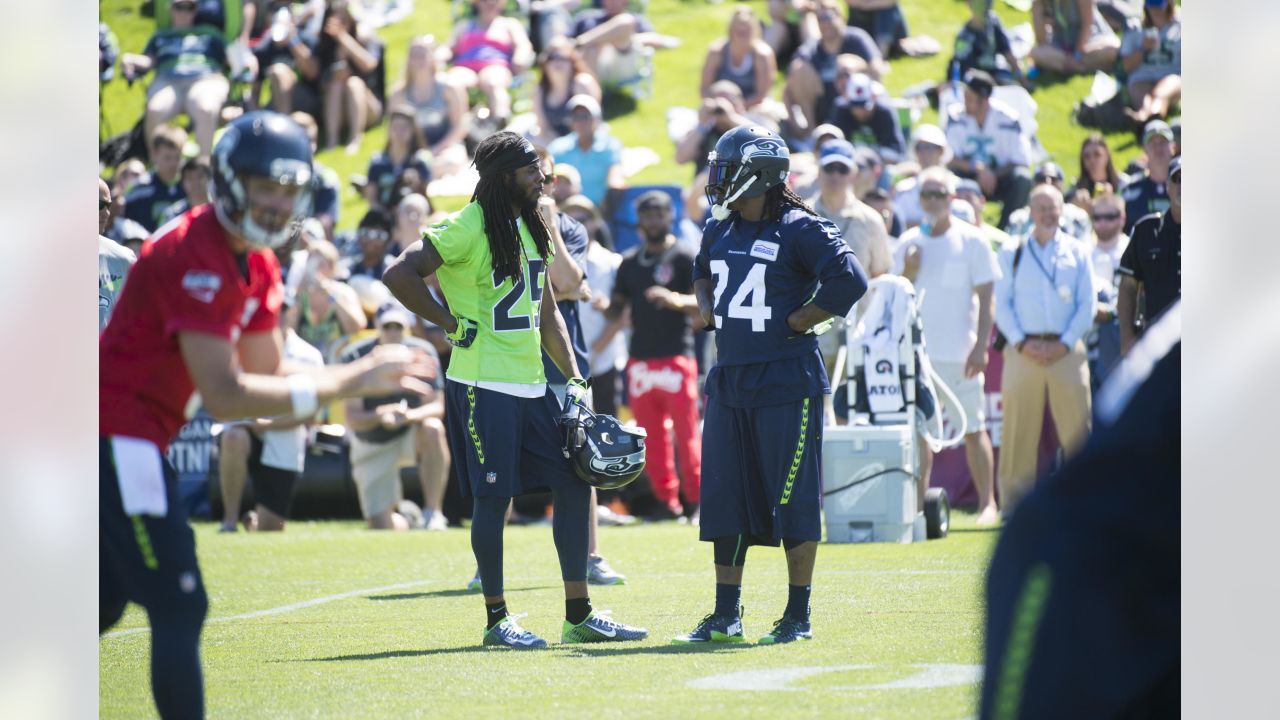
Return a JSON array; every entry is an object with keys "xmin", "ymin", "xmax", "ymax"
[
  {"xmin": 443, "ymin": 380, "xmax": 581, "ymax": 498},
  {"xmin": 698, "ymin": 394, "xmax": 824, "ymax": 545}
]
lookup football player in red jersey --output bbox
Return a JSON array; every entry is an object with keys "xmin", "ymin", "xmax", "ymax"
[{"xmin": 99, "ymin": 112, "xmax": 436, "ymax": 719}]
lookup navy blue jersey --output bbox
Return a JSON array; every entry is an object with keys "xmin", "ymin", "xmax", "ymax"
[
  {"xmin": 544, "ymin": 212, "xmax": 592, "ymax": 383},
  {"xmin": 695, "ymin": 206, "xmax": 867, "ymax": 406},
  {"xmin": 1120, "ymin": 173, "xmax": 1170, "ymax": 234}
]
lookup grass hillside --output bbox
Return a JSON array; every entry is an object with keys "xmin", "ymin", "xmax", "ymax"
[{"xmin": 99, "ymin": 0, "xmax": 1145, "ymax": 225}]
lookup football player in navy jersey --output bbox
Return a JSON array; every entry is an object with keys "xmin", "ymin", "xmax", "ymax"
[{"xmin": 673, "ymin": 126, "xmax": 868, "ymax": 645}]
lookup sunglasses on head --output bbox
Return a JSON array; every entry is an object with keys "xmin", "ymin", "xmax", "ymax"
[
  {"xmin": 1092, "ymin": 212, "xmax": 1121, "ymax": 222},
  {"xmin": 920, "ymin": 190, "xmax": 949, "ymax": 200}
]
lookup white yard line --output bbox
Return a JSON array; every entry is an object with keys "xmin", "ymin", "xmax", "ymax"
[
  {"xmin": 102, "ymin": 579, "xmax": 434, "ymax": 639},
  {"xmin": 102, "ymin": 567, "xmax": 981, "ymax": 640}
]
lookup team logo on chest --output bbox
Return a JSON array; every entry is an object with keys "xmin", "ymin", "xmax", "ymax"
[
  {"xmin": 654, "ymin": 262, "xmax": 673, "ymax": 286},
  {"xmin": 182, "ymin": 270, "xmax": 222, "ymax": 303}
]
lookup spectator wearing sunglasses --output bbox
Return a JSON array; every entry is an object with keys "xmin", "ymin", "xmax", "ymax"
[
  {"xmin": 346, "ymin": 207, "xmax": 396, "ymax": 281},
  {"xmin": 894, "ymin": 166, "xmax": 1002, "ymax": 524},
  {"xmin": 1085, "ymin": 191, "xmax": 1128, "ymax": 390},
  {"xmin": 893, "ymin": 123, "xmax": 951, "ymax": 229}
]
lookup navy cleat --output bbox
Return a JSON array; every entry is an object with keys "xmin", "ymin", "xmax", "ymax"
[
  {"xmin": 757, "ymin": 615, "xmax": 812, "ymax": 645},
  {"xmin": 561, "ymin": 610, "xmax": 648, "ymax": 643},
  {"xmin": 672, "ymin": 610, "xmax": 745, "ymax": 644},
  {"xmin": 482, "ymin": 614, "xmax": 547, "ymax": 649}
]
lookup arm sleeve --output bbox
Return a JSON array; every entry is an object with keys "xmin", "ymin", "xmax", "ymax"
[
  {"xmin": 161, "ymin": 267, "xmax": 239, "ymax": 339},
  {"xmin": 423, "ymin": 212, "xmax": 477, "ymax": 266},
  {"xmin": 1117, "ymin": 230, "xmax": 1143, "ymax": 280},
  {"xmin": 993, "ymin": 246, "xmax": 1024, "ymax": 345},
  {"xmin": 877, "ymin": 108, "xmax": 906, "ymax": 164},
  {"xmin": 692, "ymin": 222, "xmax": 714, "ymax": 282},
  {"xmin": 970, "ymin": 234, "xmax": 1002, "ymax": 286},
  {"xmin": 1061, "ymin": 247, "xmax": 1097, "ymax": 347},
  {"xmin": 801, "ymin": 218, "xmax": 868, "ymax": 318}
]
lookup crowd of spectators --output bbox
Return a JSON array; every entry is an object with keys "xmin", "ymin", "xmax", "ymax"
[{"xmin": 100, "ymin": 0, "xmax": 1180, "ymax": 525}]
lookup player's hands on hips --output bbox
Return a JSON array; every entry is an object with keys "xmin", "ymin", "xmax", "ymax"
[
  {"xmin": 445, "ymin": 315, "xmax": 478, "ymax": 348},
  {"xmin": 352, "ymin": 344, "xmax": 438, "ymax": 398}
]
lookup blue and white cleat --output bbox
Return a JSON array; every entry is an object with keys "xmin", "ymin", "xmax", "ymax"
[
  {"xmin": 671, "ymin": 611, "xmax": 745, "ymax": 644},
  {"xmin": 483, "ymin": 614, "xmax": 547, "ymax": 649},
  {"xmin": 757, "ymin": 616, "xmax": 812, "ymax": 645},
  {"xmin": 561, "ymin": 610, "xmax": 649, "ymax": 643}
]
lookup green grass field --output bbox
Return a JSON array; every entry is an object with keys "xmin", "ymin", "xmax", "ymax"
[
  {"xmin": 100, "ymin": 516, "xmax": 998, "ymax": 718},
  {"xmin": 99, "ymin": 0, "xmax": 1146, "ymax": 225}
]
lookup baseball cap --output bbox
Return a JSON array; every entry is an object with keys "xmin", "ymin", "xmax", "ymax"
[
  {"xmin": 567, "ymin": 94, "xmax": 602, "ymax": 120},
  {"xmin": 1033, "ymin": 162, "xmax": 1065, "ymax": 184},
  {"xmin": 376, "ymin": 302, "xmax": 414, "ymax": 329},
  {"xmin": 819, "ymin": 139, "xmax": 857, "ymax": 169},
  {"xmin": 963, "ymin": 69, "xmax": 995, "ymax": 98},
  {"xmin": 854, "ymin": 146, "xmax": 882, "ymax": 171},
  {"xmin": 955, "ymin": 178, "xmax": 984, "ymax": 198},
  {"xmin": 1142, "ymin": 119, "xmax": 1174, "ymax": 145},
  {"xmin": 1169, "ymin": 155, "xmax": 1180, "ymax": 179},
  {"xmin": 635, "ymin": 189, "xmax": 673, "ymax": 212},
  {"xmin": 950, "ymin": 199, "xmax": 976, "ymax": 224},
  {"xmin": 845, "ymin": 73, "xmax": 875, "ymax": 108},
  {"xmin": 1145, "ymin": 0, "xmax": 1168, "ymax": 7},
  {"xmin": 810, "ymin": 123, "xmax": 843, "ymax": 146},
  {"xmin": 911, "ymin": 123, "xmax": 948, "ymax": 150}
]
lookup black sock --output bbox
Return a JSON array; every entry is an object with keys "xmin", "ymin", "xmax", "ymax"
[
  {"xmin": 485, "ymin": 601, "xmax": 508, "ymax": 630},
  {"xmin": 566, "ymin": 597, "xmax": 593, "ymax": 625},
  {"xmin": 785, "ymin": 584, "xmax": 811, "ymax": 622},
  {"xmin": 715, "ymin": 583, "xmax": 741, "ymax": 617}
]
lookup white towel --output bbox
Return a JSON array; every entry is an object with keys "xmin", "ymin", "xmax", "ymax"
[
  {"xmin": 851, "ymin": 277, "xmax": 915, "ymax": 414},
  {"xmin": 110, "ymin": 436, "xmax": 169, "ymax": 517}
]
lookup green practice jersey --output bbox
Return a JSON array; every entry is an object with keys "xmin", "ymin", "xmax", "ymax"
[{"xmin": 426, "ymin": 202, "xmax": 554, "ymax": 385}]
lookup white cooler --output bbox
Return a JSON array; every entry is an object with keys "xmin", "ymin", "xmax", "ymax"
[{"xmin": 821, "ymin": 424, "xmax": 917, "ymax": 543}]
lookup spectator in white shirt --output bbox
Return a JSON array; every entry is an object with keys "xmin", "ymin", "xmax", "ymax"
[
  {"xmin": 944, "ymin": 69, "xmax": 1031, "ymax": 231},
  {"xmin": 892, "ymin": 123, "xmax": 951, "ymax": 229},
  {"xmin": 895, "ymin": 167, "xmax": 1002, "ymax": 524}
]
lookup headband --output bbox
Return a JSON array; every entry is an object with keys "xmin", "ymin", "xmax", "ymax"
[{"xmin": 474, "ymin": 137, "xmax": 540, "ymax": 177}]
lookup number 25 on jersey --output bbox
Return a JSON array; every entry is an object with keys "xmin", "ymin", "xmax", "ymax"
[{"xmin": 710, "ymin": 260, "xmax": 771, "ymax": 332}]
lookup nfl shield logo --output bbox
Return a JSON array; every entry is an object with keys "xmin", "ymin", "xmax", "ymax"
[{"xmin": 486, "ymin": 472, "xmax": 497, "ymax": 484}]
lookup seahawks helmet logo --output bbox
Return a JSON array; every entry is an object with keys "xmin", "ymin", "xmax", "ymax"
[{"xmin": 740, "ymin": 138, "xmax": 785, "ymax": 162}]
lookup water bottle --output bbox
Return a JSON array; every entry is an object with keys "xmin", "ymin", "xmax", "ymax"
[{"xmin": 271, "ymin": 7, "xmax": 291, "ymax": 44}]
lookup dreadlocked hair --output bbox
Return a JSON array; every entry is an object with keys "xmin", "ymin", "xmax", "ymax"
[
  {"xmin": 471, "ymin": 139, "xmax": 554, "ymax": 284},
  {"xmin": 763, "ymin": 183, "xmax": 820, "ymax": 224}
]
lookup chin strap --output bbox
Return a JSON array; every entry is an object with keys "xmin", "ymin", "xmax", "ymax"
[{"xmin": 710, "ymin": 174, "xmax": 758, "ymax": 221}]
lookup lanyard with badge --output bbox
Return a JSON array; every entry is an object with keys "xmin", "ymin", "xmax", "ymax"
[{"xmin": 1027, "ymin": 239, "xmax": 1072, "ymax": 303}]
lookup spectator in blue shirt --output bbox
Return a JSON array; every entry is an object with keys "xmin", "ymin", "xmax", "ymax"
[
  {"xmin": 123, "ymin": 125, "xmax": 187, "ymax": 233},
  {"xmin": 994, "ymin": 184, "xmax": 1096, "ymax": 514},
  {"xmin": 547, "ymin": 94, "xmax": 627, "ymax": 211}
]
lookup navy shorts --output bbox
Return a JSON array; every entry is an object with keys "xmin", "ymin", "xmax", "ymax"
[
  {"xmin": 698, "ymin": 394, "xmax": 824, "ymax": 545},
  {"xmin": 444, "ymin": 380, "xmax": 581, "ymax": 498},
  {"xmin": 100, "ymin": 437, "xmax": 206, "ymax": 632}
]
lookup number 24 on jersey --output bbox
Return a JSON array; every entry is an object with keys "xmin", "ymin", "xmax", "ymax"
[{"xmin": 710, "ymin": 260, "xmax": 771, "ymax": 332}]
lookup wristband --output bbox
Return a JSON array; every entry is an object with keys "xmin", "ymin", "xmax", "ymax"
[{"xmin": 287, "ymin": 373, "xmax": 319, "ymax": 418}]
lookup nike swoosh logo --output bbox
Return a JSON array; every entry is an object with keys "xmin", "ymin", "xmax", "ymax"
[
  {"xmin": 728, "ymin": 623, "xmax": 742, "ymax": 635},
  {"xmin": 593, "ymin": 623, "xmax": 617, "ymax": 638}
]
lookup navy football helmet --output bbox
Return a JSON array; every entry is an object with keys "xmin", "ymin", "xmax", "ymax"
[
  {"xmin": 705, "ymin": 125, "xmax": 791, "ymax": 220},
  {"xmin": 562, "ymin": 399, "xmax": 647, "ymax": 491},
  {"xmin": 211, "ymin": 111, "xmax": 314, "ymax": 249}
]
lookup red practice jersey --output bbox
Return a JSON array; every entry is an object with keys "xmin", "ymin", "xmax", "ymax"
[{"xmin": 100, "ymin": 204, "xmax": 282, "ymax": 450}]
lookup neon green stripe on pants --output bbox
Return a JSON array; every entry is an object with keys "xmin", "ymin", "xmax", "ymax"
[{"xmin": 779, "ymin": 398, "xmax": 810, "ymax": 506}]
